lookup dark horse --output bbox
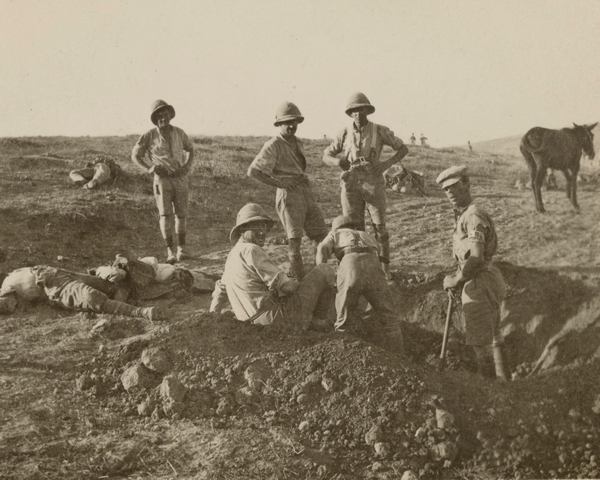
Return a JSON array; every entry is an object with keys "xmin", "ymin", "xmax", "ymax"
[{"xmin": 520, "ymin": 122, "xmax": 597, "ymax": 213}]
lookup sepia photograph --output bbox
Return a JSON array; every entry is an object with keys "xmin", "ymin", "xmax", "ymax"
[{"xmin": 1, "ymin": 1, "xmax": 600, "ymax": 478}]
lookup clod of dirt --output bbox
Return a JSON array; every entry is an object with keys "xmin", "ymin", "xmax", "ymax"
[
  {"xmin": 159, "ymin": 374, "xmax": 187, "ymax": 403},
  {"xmin": 436, "ymin": 408, "xmax": 455, "ymax": 429},
  {"xmin": 141, "ymin": 347, "xmax": 172, "ymax": 374},
  {"xmin": 365, "ymin": 425, "xmax": 384, "ymax": 445},
  {"xmin": 76, "ymin": 373, "xmax": 94, "ymax": 391},
  {"xmin": 401, "ymin": 470, "xmax": 419, "ymax": 480},
  {"xmin": 137, "ymin": 397, "xmax": 156, "ymax": 417},
  {"xmin": 431, "ymin": 440, "xmax": 458, "ymax": 461},
  {"xmin": 102, "ymin": 440, "xmax": 142, "ymax": 475},
  {"xmin": 243, "ymin": 360, "xmax": 271, "ymax": 391},
  {"xmin": 120, "ymin": 364, "xmax": 155, "ymax": 392},
  {"xmin": 592, "ymin": 394, "xmax": 600, "ymax": 414},
  {"xmin": 374, "ymin": 441, "xmax": 391, "ymax": 458}
]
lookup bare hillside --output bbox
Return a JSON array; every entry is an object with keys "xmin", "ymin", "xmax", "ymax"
[{"xmin": 1, "ymin": 137, "xmax": 600, "ymax": 479}]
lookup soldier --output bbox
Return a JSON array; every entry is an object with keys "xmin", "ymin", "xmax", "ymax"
[
  {"xmin": 410, "ymin": 133, "xmax": 416, "ymax": 146},
  {"xmin": 322, "ymin": 92, "xmax": 408, "ymax": 281},
  {"xmin": 69, "ymin": 157, "xmax": 121, "ymax": 189},
  {"xmin": 437, "ymin": 165, "xmax": 508, "ymax": 381},
  {"xmin": 209, "ymin": 203, "xmax": 335, "ymax": 329},
  {"xmin": 132, "ymin": 100, "xmax": 195, "ymax": 264},
  {"xmin": 420, "ymin": 133, "xmax": 428, "ymax": 147},
  {"xmin": 248, "ymin": 102, "xmax": 328, "ymax": 280},
  {"xmin": 316, "ymin": 215, "xmax": 403, "ymax": 353}
]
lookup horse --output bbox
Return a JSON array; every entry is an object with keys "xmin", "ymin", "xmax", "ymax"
[{"xmin": 520, "ymin": 122, "xmax": 597, "ymax": 213}]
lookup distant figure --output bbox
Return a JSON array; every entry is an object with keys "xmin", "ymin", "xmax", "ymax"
[
  {"xmin": 468, "ymin": 141, "xmax": 473, "ymax": 153},
  {"xmin": 420, "ymin": 133, "xmax": 428, "ymax": 147},
  {"xmin": 410, "ymin": 133, "xmax": 416, "ymax": 145},
  {"xmin": 70, "ymin": 157, "xmax": 121, "ymax": 189},
  {"xmin": 131, "ymin": 100, "xmax": 195, "ymax": 264}
]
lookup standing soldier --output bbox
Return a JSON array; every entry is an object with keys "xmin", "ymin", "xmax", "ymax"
[
  {"xmin": 132, "ymin": 100, "xmax": 195, "ymax": 264},
  {"xmin": 437, "ymin": 165, "xmax": 509, "ymax": 381},
  {"xmin": 420, "ymin": 133, "xmax": 428, "ymax": 147},
  {"xmin": 322, "ymin": 92, "xmax": 408, "ymax": 281},
  {"xmin": 410, "ymin": 133, "xmax": 417, "ymax": 146},
  {"xmin": 248, "ymin": 102, "xmax": 328, "ymax": 280}
]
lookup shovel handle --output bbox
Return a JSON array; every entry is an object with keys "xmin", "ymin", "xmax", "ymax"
[{"xmin": 440, "ymin": 291, "xmax": 453, "ymax": 361}]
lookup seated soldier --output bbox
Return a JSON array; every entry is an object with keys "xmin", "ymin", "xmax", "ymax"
[
  {"xmin": 316, "ymin": 215, "xmax": 404, "ymax": 353},
  {"xmin": 69, "ymin": 158, "xmax": 120, "ymax": 189},
  {"xmin": 0, "ymin": 265, "xmax": 158, "ymax": 320},
  {"xmin": 209, "ymin": 203, "xmax": 335, "ymax": 329}
]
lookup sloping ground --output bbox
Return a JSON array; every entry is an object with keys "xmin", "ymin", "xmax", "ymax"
[{"xmin": 1, "ymin": 136, "xmax": 600, "ymax": 478}]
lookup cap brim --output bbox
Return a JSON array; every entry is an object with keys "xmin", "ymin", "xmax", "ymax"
[
  {"xmin": 151, "ymin": 105, "xmax": 176, "ymax": 125},
  {"xmin": 229, "ymin": 218, "xmax": 274, "ymax": 243},
  {"xmin": 274, "ymin": 116, "xmax": 304, "ymax": 127},
  {"xmin": 345, "ymin": 105, "xmax": 376, "ymax": 116},
  {"xmin": 439, "ymin": 177, "xmax": 461, "ymax": 189}
]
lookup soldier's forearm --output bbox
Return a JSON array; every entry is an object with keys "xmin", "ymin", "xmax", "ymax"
[
  {"xmin": 322, "ymin": 153, "xmax": 342, "ymax": 168},
  {"xmin": 131, "ymin": 152, "xmax": 151, "ymax": 172}
]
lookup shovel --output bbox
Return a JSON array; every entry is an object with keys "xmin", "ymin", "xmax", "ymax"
[{"xmin": 439, "ymin": 291, "xmax": 454, "ymax": 370}]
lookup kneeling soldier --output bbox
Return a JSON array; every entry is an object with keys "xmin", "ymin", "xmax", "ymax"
[
  {"xmin": 210, "ymin": 203, "xmax": 335, "ymax": 329},
  {"xmin": 316, "ymin": 215, "xmax": 404, "ymax": 353},
  {"xmin": 437, "ymin": 165, "xmax": 508, "ymax": 381}
]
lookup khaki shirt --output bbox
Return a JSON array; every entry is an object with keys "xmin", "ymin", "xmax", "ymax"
[
  {"xmin": 132, "ymin": 125, "xmax": 193, "ymax": 174},
  {"xmin": 324, "ymin": 121, "xmax": 404, "ymax": 165},
  {"xmin": 319, "ymin": 228, "xmax": 380, "ymax": 261},
  {"xmin": 213, "ymin": 239, "xmax": 291, "ymax": 321},
  {"xmin": 453, "ymin": 202, "xmax": 498, "ymax": 267},
  {"xmin": 249, "ymin": 134, "xmax": 307, "ymax": 180}
]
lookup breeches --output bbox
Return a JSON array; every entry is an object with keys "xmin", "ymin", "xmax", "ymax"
[
  {"xmin": 253, "ymin": 264, "xmax": 335, "ymax": 327},
  {"xmin": 335, "ymin": 253, "xmax": 396, "ymax": 330},
  {"xmin": 154, "ymin": 175, "xmax": 189, "ymax": 217},
  {"xmin": 340, "ymin": 176, "xmax": 387, "ymax": 228},
  {"xmin": 276, "ymin": 185, "xmax": 327, "ymax": 240},
  {"xmin": 461, "ymin": 266, "xmax": 506, "ymax": 346}
]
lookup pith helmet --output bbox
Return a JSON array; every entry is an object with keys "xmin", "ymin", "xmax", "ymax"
[
  {"xmin": 436, "ymin": 165, "xmax": 468, "ymax": 189},
  {"xmin": 274, "ymin": 101, "xmax": 304, "ymax": 126},
  {"xmin": 150, "ymin": 100, "xmax": 176, "ymax": 125},
  {"xmin": 332, "ymin": 215, "xmax": 357, "ymax": 231},
  {"xmin": 230, "ymin": 203, "xmax": 275, "ymax": 243},
  {"xmin": 345, "ymin": 92, "xmax": 375, "ymax": 116}
]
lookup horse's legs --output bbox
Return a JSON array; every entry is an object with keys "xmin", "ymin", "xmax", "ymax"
[
  {"xmin": 533, "ymin": 163, "xmax": 547, "ymax": 213},
  {"xmin": 521, "ymin": 147, "xmax": 543, "ymax": 212},
  {"xmin": 569, "ymin": 167, "xmax": 580, "ymax": 211}
]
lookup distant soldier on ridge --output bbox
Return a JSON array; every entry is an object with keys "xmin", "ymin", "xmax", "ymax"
[
  {"xmin": 131, "ymin": 100, "xmax": 195, "ymax": 264},
  {"xmin": 322, "ymin": 92, "xmax": 408, "ymax": 281},
  {"xmin": 410, "ymin": 133, "xmax": 416, "ymax": 146}
]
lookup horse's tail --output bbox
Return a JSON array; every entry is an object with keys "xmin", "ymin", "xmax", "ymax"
[{"xmin": 520, "ymin": 127, "xmax": 547, "ymax": 154}]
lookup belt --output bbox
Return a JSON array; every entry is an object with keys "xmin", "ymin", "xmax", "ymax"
[{"xmin": 336, "ymin": 246, "xmax": 378, "ymax": 261}]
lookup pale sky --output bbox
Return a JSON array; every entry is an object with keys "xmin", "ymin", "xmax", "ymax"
[{"xmin": 1, "ymin": 0, "xmax": 599, "ymax": 147}]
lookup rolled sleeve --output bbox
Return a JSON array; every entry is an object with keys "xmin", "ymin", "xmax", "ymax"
[
  {"xmin": 132, "ymin": 133, "xmax": 150, "ymax": 159},
  {"xmin": 249, "ymin": 141, "xmax": 279, "ymax": 176},
  {"xmin": 379, "ymin": 126, "xmax": 404, "ymax": 151},
  {"xmin": 466, "ymin": 213, "xmax": 491, "ymax": 245},
  {"xmin": 323, "ymin": 128, "xmax": 346, "ymax": 157}
]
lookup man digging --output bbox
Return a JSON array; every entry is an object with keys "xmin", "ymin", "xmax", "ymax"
[
  {"xmin": 209, "ymin": 203, "xmax": 335, "ymax": 330},
  {"xmin": 316, "ymin": 215, "xmax": 404, "ymax": 353},
  {"xmin": 248, "ymin": 102, "xmax": 328, "ymax": 280},
  {"xmin": 437, "ymin": 165, "xmax": 509, "ymax": 381},
  {"xmin": 132, "ymin": 100, "xmax": 195, "ymax": 264},
  {"xmin": 322, "ymin": 92, "xmax": 408, "ymax": 282}
]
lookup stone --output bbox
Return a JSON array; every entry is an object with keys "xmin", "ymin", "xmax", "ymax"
[
  {"xmin": 235, "ymin": 386, "xmax": 257, "ymax": 406},
  {"xmin": 244, "ymin": 361, "xmax": 272, "ymax": 391},
  {"xmin": 401, "ymin": 471, "xmax": 419, "ymax": 480},
  {"xmin": 365, "ymin": 425, "xmax": 384, "ymax": 445},
  {"xmin": 372, "ymin": 461, "xmax": 385, "ymax": 472},
  {"xmin": 120, "ymin": 364, "xmax": 155, "ymax": 392},
  {"xmin": 137, "ymin": 397, "xmax": 156, "ymax": 417},
  {"xmin": 321, "ymin": 376, "xmax": 338, "ymax": 392},
  {"xmin": 436, "ymin": 409, "xmax": 455, "ymax": 430},
  {"xmin": 160, "ymin": 375, "xmax": 187, "ymax": 403},
  {"xmin": 299, "ymin": 420, "xmax": 310, "ymax": 432},
  {"xmin": 141, "ymin": 347, "xmax": 172, "ymax": 374},
  {"xmin": 76, "ymin": 374, "xmax": 94, "ymax": 391},
  {"xmin": 374, "ymin": 442, "xmax": 390, "ymax": 458},
  {"xmin": 591, "ymin": 394, "xmax": 600, "ymax": 415},
  {"xmin": 415, "ymin": 427, "xmax": 427, "ymax": 441},
  {"xmin": 431, "ymin": 440, "xmax": 458, "ymax": 462},
  {"xmin": 91, "ymin": 319, "xmax": 110, "ymax": 334}
]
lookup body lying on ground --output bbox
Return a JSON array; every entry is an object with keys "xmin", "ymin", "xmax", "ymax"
[
  {"xmin": 0, "ymin": 266, "xmax": 158, "ymax": 320},
  {"xmin": 69, "ymin": 158, "xmax": 121, "ymax": 189},
  {"xmin": 209, "ymin": 203, "xmax": 335, "ymax": 331}
]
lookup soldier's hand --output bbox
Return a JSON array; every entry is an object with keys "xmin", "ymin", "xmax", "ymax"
[
  {"xmin": 339, "ymin": 158, "xmax": 351, "ymax": 171},
  {"xmin": 149, "ymin": 165, "xmax": 169, "ymax": 177},
  {"xmin": 443, "ymin": 274, "xmax": 460, "ymax": 292},
  {"xmin": 279, "ymin": 178, "xmax": 302, "ymax": 191}
]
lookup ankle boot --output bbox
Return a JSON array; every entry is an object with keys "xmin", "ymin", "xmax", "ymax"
[{"xmin": 100, "ymin": 298, "xmax": 140, "ymax": 317}]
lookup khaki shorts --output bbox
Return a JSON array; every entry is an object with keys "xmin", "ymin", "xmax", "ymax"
[
  {"xmin": 461, "ymin": 265, "xmax": 506, "ymax": 346},
  {"xmin": 275, "ymin": 184, "xmax": 327, "ymax": 240},
  {"xmin": 154, "ymin": 175, "xmax": 189, "ymax": 217},
  {"xmin": 340, "ymin": 171, "xmax": 387, "ymax": 228}
]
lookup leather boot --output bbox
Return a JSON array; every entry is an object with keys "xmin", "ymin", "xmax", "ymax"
[{"xmin": 100, "ymin": 298, "xmax": 143, "ymax": 318}]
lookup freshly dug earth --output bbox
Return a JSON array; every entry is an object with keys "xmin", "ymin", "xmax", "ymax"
[{"xmin": 1, "ymin": 136, "xmax": 600, "ymax": 479}]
